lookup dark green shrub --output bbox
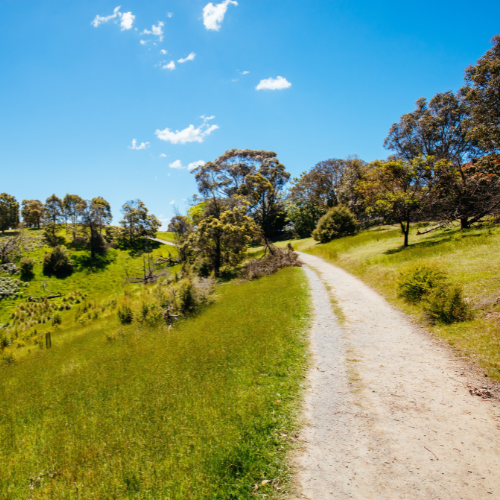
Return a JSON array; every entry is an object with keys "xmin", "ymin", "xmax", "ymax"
[
  {"xmin": 52, "ymin": 313, "xmax": 62, "ymax": 326},
  {"xmin": 19, "ymin": 257, "xmax": 35, "ymax": 276},
  {"xmin": 312, "ymin": 205, "xmax": 357, "ymax": 243},
  {"xmin": 424, "ymin": 284, "xmax": 469, "ymax": 324},
  {"xmin": 117, "ymin": 304, "xmax": 134, "ymax": 324},
  {"xmin": 179, "ymin": 281, "xmax": 196, "ymax": 314},
  {"xmin": 397, "ymin": 265, "xmax": 446, "ymax": 303},
  {"xmin": 43, "ymin": 246, "xmax": 73, "ymax": 276}
]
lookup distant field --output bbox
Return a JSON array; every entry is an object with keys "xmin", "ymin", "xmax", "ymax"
[
  {"xmin": 155, "ymin": 231, "xmax": 177, "ymax": 243},
  {"xmin": 274, "ymin": 223, "xmax": 500, "ymax": 381},
  {"xmin": 0, "ymin": 267, "xmax": 310, "ymax": 499}
]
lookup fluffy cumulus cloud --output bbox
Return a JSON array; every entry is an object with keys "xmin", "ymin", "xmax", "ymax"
[
  {"xmin": 128, "ymin": 139, "xmax": 149, "ymax": 150},
  {"xmin": 91, "ymin": 6, "xmax": 135, "ymax": 31},
  {"xmin": 188, "ymin": 160, "xmax": 205, "ymax": 171},
  {"xmin": 256, "ymin": 76, "xmax": 292, "ymax": 91},
  {"xmin": 203, "ymin": 0, "xmax": 237, "ymax": 31},
  {"xmin": 169, "ymin": 160, "xmax": 184, "ymax": 169},
  {"xmin": 178, "ymin": 52, "xmax": 196, "ymax": 64},
  {"xmin": 163, "ymin": 60, "xmax": 175, "ymax": 70},
  {"xmin": 156, "ymin": 116, "xmax": 218, "ymax": 144},
  {"xmin": 142, "ymin": 21, "xmax": 164, "ymax": 41}
]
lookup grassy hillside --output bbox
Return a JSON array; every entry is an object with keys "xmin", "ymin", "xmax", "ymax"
[
  {"xmin": 155, "ymin": 231, "xmax": 177, "ymax": 244},
  {"xmin": 0, "ymin": 267, "xmax": 310, "ymax": 499},
  {"xmin": 281, "ymin": 223, "xmax": 500, "ymax": 380}
]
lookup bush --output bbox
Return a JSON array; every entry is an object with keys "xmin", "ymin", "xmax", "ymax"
[
  {"xmin": 242, "ymin": 245, "xmax": 302, "ymax": 281},
  {"xmin": 424, "ymin": 284, "xmax": 469, "ymax": 324},
  {"xmin": 19, "ymin": 257, "xmax": 35, "ymax": 276},
  {"xmin": 397, "ymin": 265, "xmax": 446, "ymax": 303},
  {"xmin": 43, "ymin": 246, "xmax": 73, "ymax": 276},
  {"xmin": 179, "ymin": 281, "xmax": 196, "ymax": 314},
  {"xmin": 312, "ymin": 205, "xmax": 357, "ymax": 243},
  {"xmin": 117, "ymin": 304, "xmax": 134, "ymax": 324}
]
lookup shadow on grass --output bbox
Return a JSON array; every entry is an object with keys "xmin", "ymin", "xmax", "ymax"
[{"xmin": 72, "ymin": 251, "xmax": 117, "ymax": 271}]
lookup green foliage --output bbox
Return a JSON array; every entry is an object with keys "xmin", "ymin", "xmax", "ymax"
[
  {"xmin": 424, "ymin": 284, "xmax": 469, "ymax": 324},
  {"xmin": 43, "ymin": 245, "xmax": 73, "ymax": 276},
  {"xmin": 312, "ymin": 205, "xmax": 357, "ymax": 243},
  {"xmin": 117, "ymin": 304, "xmax": 134, "ymax": 324},
  {"xmin": 397, "ymin": 265, "xmax": 446, "ymax": 303},
  {"xmin": 52, "ymin": 313, "xmax": 62, "ymax": 326},
  {"xmin": 0, "ymin": 193, "xmax": 20, "ymax": 234},
  {"xmin": 119, "ymin": 199, "xmax": 160, "ymax": 246},
  {"xmin": 0, "ymin": 276, "xmax": 26, "ymax": 300},
  {"xmin": 0, "ymin": 268, "xmax": 309, "ymax": 498},
  {"xmin": 19, "ymin": 257, "xmax": 35, "ymax": 276},
  {"xmin": 21, "ymin": 199, "xmax": 44, "ymax": 228}
]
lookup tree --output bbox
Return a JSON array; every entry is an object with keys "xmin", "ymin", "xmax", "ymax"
[
  {"xmin": 0, "ymin": 193, "xmax": 20, "ymax": 234},
  {"xmin": 181, "ymin": 203, "xmax": 258, "ymax": 277},
  {"xmin": 21, "ymin": 199, "xmax": 44, "ymax": 228},
  {"xmin": 63, "ymin": 194, "xmax": 86, "ymax": 239},
  {"xmin": 193, "ymin": 149, "xmax": 290, "ymax": 239},
  {"xmin": 384, "ymin": 91, "xmax": 482, "ymax": 165},
  {"xmin": 42, "ymin": 194, "xmax": 64, "ymax": 245},
  {"xmin": 463, "ymin": 35, "xmax": 500, "ymax": 153},
  {"xmin": 119, "ymin": 200, "xmax": 160, "ymax": 246},
  {"xmin": 79, "ymin": 199, "xmax": 113, "ymax": 259},
  {"xmin": 357, "ymin": 157, "xmax": 440, "ymax": 247},
  {"xmin": 287, "ymin": 157, "xmax": 367, "ymax": 235},
  {"xmin": 91, "ymin": 196, "xmax": 112, "ymax": 233},
  {"xmin": 312, "ymin": 205, "xmax": 357, "ymax": 243},
  {"xmin": 429, "ymin": 154, "xmax": 500, "ymax": 229}
]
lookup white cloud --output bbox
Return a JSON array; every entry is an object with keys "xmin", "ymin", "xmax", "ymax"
[
  {"xmin": 120, "ymin": 12, "xmax": 135, "ymax": 30},
  {"xmin": 160, "ymin": 49, "xmax": 167, "ymax": 54},
  {"xmin": 142, "ymin": 21, "xmax": 164, "ymax": 41},
  {"xmin": 91, "ymin": 6, "xmax": 135, "ymax": 30},
  {"xmin": 178, "ymin": 52, "xmax": 196, "ymax": 63},
  {"xmin": 188, "ymin": 160, "xmax": 205, "ymax": 171},
  {"xmin": 167, "ymin": 12, "xmax": 173, "ymax": 18},
  {"xmin": 232, "ymin": 79, "xmax": 239, "ymax": 82},
  {"xmin": 159, "ymin": 153, "xmax": 167, "ymax": 158},
  {"xmin": 170, "ymin": 200, "xmax": 175, "ymax": 204},
  {"xmin": 163, "ymin": 60, "xmax": 175, "ymax": 70},
  {"xmin": 156, "ymin": 117, "xmax": 219, "ymax": 144},
  {"xmin": 169, "ymin": 160, "xmax": 184, "ymax": 169},
  {"xmin": 203, "ymin": 0, "xmax": 237, "ymax": 31},
  {"xmin": 242, "ymin": 70, "xmax": 249, "ymax": 75},
  {"xmin": 140, "ymin": 40, "xmax": 148, "ymax": 45},
  {"xmin": 128, "ymin": 139, "xmax": 150, "ymax": 150},
  {"xmin": 256, "ymin": 76, "xmax": 292, "ymax": 91}
]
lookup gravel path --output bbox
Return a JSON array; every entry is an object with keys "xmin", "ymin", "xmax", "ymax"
[
  {"xmin": 294, "ymin": 253, "xmax": 500, "ymax": 499},
  {"xmin": 148, "ymin": 237, "xmax": 176, "ymax": 246}
]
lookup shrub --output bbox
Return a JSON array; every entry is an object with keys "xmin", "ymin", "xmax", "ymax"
[
  {"xmin": 43, "ymin": 246, "xmax": 73, "ymax": 276},
  {"xmin": 52, "ymin": 313, "xmax": 62, "ymax": 326},
  {"xmin": 424, "ymin": 284, "xmax": 469, "ymax": 324},
  {"xmin": 179, "ymin": 281, "xmax": 197, "ymax": 314},
  {"xmin": 397, "ymin": 265, "xmax": 446, "ymax": 303},
  {"xmin": 242, "ymin": 246, "xmax": 302, "ymax": 281},
  {"xmin": 312, "ymin": 205, "xmax": 357, "ymax": 243},
  {"xmin": 19, "ymin": 257, "xmax": 35, "ymax": 276},
  {"xmin": 117, "ymin": 304, "xmax": 134, "ymax": 324}
]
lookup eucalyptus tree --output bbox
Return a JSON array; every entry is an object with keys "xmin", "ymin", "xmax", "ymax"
[
  {"xmin": 21, "ymin": 199, "xmax": 44, "ymax": 228},
  {"xmin": 0, "ymin": 193, "xmax": 20, "ymax": 234}
]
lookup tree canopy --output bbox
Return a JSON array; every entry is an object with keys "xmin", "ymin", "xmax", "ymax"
[{"xmin": 0, "ymin": 193, "xmax": 20, "ymax": 234}]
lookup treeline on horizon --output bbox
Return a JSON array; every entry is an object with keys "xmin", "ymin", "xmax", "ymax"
[{"xmin": 1, "ymin": 35, "xmax": 499, "ymax": 275}]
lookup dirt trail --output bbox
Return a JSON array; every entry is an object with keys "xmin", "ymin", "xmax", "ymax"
[
  {"xmin": 148, "ymin": 237, "xmax": 176, "ymax": 247},
  {"xmin": 294, "ymin": 253, "xmax": 500, "ymax": 499}
]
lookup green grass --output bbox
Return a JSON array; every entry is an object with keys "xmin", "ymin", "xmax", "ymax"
[
  {"xmin": 0, "ymin": 267, "xmax": 310, "ymax": 499},
  {"xmin": 299, "ymin": 222, "xmax": 500, "ymax": 380},
  {"xmin": 155, "ymin": 232, "xmax": 177, "ymax": 243},
  {"xmin": 0, "ymin": 229, "xmax": 179, "ymax": 325}
]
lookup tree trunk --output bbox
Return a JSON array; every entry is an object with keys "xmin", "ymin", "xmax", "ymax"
[
  {"xmin": 214, "ymin": 235, "xmax": 221, "ymax": 278},
  {"xmin": 460, "ymin": 216, "xmax": 469, "ymax": 229},
  {"xmin": 400, "ymin": 219, "xmax": 410, "ymax": 247}
]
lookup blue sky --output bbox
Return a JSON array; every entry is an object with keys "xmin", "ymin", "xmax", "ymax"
[{"xmin": 1, "ymin": 0, "xmax": 499, "ymax": 227}]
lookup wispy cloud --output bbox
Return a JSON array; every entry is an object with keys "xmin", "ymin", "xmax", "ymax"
[
  {"xmin": 241, "ymin": 70, "xmax": 249, "ymax": 75},
  {"xmin": 168, "ymin": 160, "xmax": 205, "ymax": 170},
  {"xmin": 140, "ymin": 40, "xmax": 148, "ymax": 45},
  {"xmin": 156, "ymin": 117, "xmax": 218, "ymax": 144},
  {"xmin": 256, "ymin": 76, "xmax": 292, "ymax": 91},
  {"xmin": 170, "ymin": 200, "xmax": 175, "ymax": 204},
  {"xmin": 160, "ymin": 49, "xmax": 168, "ymax": 54},
  {"xmin": 163, "ymin": 60, "xmax": 176, "ymax": 70},
  {"xmin": 167, "ymin": 12, "xmax": 173, "ymax": 18},
  {"xmin": 159, "ymin": 153, "xmax": 167, "ymax": 158},
  {"xmin": 142, "ymin": 21, "xmax": 164, "ymax": 42},
  {"xmin": 203, "ymin": 0, "xmax": 237, "ymax": 31},
  {"xmin": 91, "ymin": 6, "xmax": 135, "ymax": 31},
  {"xmin": 128, "ymin": 139, "xmax": 150, "ymax": 150},
  {"xmin": 178, "ymin": 52, "xmax": 196, "ymax": 64}
]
